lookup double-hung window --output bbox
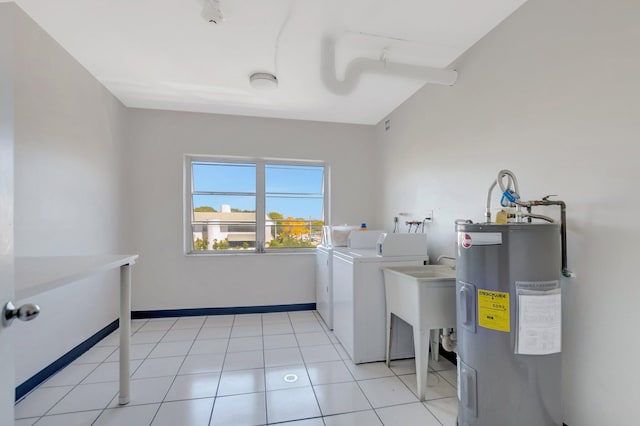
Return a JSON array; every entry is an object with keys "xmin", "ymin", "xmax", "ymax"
[{"xmin": 185, "ymin": 156, "xmax": 327, "ymax": 254}]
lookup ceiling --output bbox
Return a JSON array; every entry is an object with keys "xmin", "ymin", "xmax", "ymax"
[{"xmin": 13, "ymin": 0, "xmax": 527, "ymax": 125}]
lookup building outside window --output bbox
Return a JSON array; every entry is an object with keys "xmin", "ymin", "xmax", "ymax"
[{"xmin": 186, "ymin": 156, "xmax": 327, "ymax": 253}]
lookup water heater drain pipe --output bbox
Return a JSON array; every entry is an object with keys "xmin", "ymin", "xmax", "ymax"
[{"xmin": 441, "ymin": 328, "xmax": 457, "ymax": 352}]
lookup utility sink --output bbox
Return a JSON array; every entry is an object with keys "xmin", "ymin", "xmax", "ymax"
[
  {"xmin": 383, "ymin": 264, "xmax": 456, "ymax": 281},
  {"xmin": 382, "ymin": 264, "xmax": 457, "ymax": 401}
]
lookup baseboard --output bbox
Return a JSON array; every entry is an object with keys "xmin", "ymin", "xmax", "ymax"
[
  {"xmin": 132, "ymin": 302, "xmax": 316, "ymax": 319},
  {"xmin": 15, "ymin": 319, "xmax": 119, "ymax": 402}
]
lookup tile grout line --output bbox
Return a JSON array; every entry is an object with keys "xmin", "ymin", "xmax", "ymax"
[
  {"xmin": 260, "ymin": 313, "xmax": 268, "ymax": 426},
  {"xmin": 308, "ymin": 310, "xmax": 395, "ymax": 424},
  {"xmin": 314, "ymin": 311, "xmax": 345, "ymax": 426},
  {"xmin": 75, "ymin": 320, "xmax": 149, "ymax": 425},
  {"xmin": 343, "ymin": 362, "xmax": 385, "ymax": 424},
  {"xmin": 20, "ymin": 321, "xmax": 146, "ymax": 422},
  {"xmin": 90, "ymin": 317, "xmax": 172, "ymax": 425},
  {"xmin": 91, "ymin": 318, "xmax": 170, "ymax": 424},
  {"xmin": 146, "ymin": 316, "xmax": 211, "ymax": 426},
  {"xmin": 17, "ymin": 337, "xmax": 123, "ymax": 420},
  {"xmin": 207, "ymin": 314, "xmax": 235, "ymax": 426},
  {"xmin": 29, "ymin": 320, "xmax": 155, "ymax": 421},
  {"xmin": 265, "ymin": 312, "xmax": 299, "ymax": 425},
  {"xmin": 382, "ymin": 346, "xmax": 456, "ymax": 425},
  {"xmin": 293, "ymin": 312, "xmax": 328, "ymax": 426},
  {"xmin": 318, "ymin": 312, "xmax": 391, "ymax": 425}
]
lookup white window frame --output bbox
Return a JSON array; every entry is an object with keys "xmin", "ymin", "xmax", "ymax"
[{"xmin": 184, "ymin": 154, "xmax": 329, "ymax": 255}]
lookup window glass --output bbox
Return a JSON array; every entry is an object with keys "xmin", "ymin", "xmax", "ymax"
[
  {"xmin": 192, "ymin": 195, "xmax": 256, "ymax": 218},
  {"xmin": 265, "ymin": 164, "xmax": 324, "ymax": 194},
  {"xmin": 265, "ymin": 164, "xmax": 324, "ymax": 249},
  {"xmin": 193, "ymin": 162, "xmax": 256, "ymax": 193},
  {"xmin": 187, "ymin": 158, "xmax": 325, "ymax": 253},
  {"xmin": 265, "ymin": 196, "xmax": 323, "ymax": 219},
  {"xmin": 191, "ymin": 223, "xmax": 257, "ymax": 251}
]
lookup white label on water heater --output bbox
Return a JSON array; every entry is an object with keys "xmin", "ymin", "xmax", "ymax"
[
  {"xmin": 516, "ymin": 293, "xmax": 562, "ymax": 355},
  {"xmin": 458, "ymin": 232, "xmax": 502, "ymax": 248}
]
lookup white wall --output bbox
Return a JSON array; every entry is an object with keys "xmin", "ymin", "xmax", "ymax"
[
  {"xmin": 375, "ymin": 0, "xmax": 640, "ymax": 425},
  {"xmin": 12, "ymin": 6, "xmax": 126, "ymax": 386},
  {"xmin": 125, "ymin": 109, "xmax": 377, "ymax": 311}
]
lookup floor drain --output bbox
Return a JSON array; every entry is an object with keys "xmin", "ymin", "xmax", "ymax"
[{"xmin": 283, "ymin": 374, "xmax": 298, "ymax": 383}]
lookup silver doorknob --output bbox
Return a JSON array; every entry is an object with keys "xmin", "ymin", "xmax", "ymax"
[{"xmin": 3, "ymin": 301, "xmax": 40, "ymax": 326}]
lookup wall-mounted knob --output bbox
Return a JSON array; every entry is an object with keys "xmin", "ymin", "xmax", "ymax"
[{"xmin": 3, "ymin": 301, "xmax": 40, "ymax": 327}]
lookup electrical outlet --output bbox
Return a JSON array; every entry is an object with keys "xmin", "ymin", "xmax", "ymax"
[{"xmin": 424, "ymin": 210, "xmax": 433, "ymax": 223}]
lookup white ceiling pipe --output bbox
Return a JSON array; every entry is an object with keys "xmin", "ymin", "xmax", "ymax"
[{"xmin": 321, "ymin": 36, "xmax": 458, "ymax": 96}]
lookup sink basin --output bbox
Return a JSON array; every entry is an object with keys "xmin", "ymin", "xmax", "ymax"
[{"xmin": 383, "ymin": 264, "xmax": 456, "ymax": 280}]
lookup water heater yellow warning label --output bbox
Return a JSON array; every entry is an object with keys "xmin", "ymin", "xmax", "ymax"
[{"xmin": 478, "ymin": 289, "xmax": 510, "ymax": 332}]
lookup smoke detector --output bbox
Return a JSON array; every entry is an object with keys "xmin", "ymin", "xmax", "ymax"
[
  {"xmin": 249, "ymin": 72, "xmax": 278, "ymax": 90},
  {"xmin": 201, "ymin": 0, "xmax": 224, "ymax": 24}
]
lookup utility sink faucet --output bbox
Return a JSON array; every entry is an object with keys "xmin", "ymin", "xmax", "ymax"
[{"xmin": 436, "ymin": 255, "xmax": 456, "ymax": 269}]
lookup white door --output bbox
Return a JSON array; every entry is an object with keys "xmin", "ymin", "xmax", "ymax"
[{"xmin": 0, "ymin": 3, "xmax": 16, "ymax": 424}]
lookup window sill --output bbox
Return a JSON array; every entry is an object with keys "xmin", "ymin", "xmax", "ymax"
[{"xmin": 185, "ymin": 250, "xmax": 316, "ymax": 257}]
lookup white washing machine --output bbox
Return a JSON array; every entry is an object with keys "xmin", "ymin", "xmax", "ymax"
[{"xmin": 333, "ymin": 240, "xmax": 428, "ymax": 364}]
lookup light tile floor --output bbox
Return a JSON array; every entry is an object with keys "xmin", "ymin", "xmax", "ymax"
[{"xmin": 15, "ymin": 311, "xmax": 458, "ymax": 426}]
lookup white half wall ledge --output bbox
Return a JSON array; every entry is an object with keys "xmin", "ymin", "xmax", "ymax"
[{"xmin": 321, "ymin": 35, "xmax": 458, "ymax": 96}]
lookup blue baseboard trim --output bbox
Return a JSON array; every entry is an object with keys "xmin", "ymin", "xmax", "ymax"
[
  {"xmin": 15, "ymin": 319, "xmax": 119, "ymax": 402},
  {"xmin": 132, "ymin": 303, "xmax": 316, "ymax": 319}
]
